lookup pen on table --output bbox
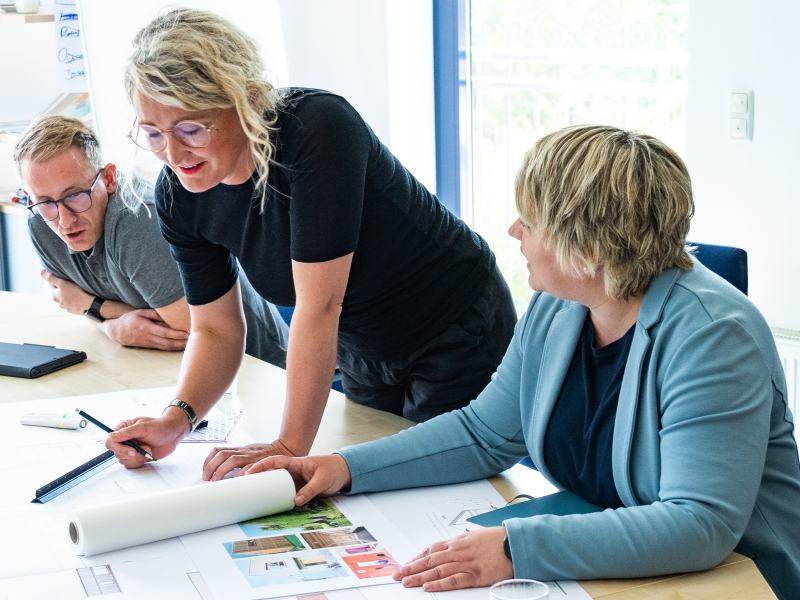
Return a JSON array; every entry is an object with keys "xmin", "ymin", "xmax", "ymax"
[{"xmin": 75, "ymin": 409, "xmax": 155, "ymax": 461}]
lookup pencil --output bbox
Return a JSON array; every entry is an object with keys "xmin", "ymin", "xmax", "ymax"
[{"xmin": 75, "ymin": 409, "xmax": 156, "ymax": 461}]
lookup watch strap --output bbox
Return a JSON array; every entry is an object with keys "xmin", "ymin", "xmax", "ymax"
[
  {"xmin": 165, "ymin": 399, "xmax": 198, "ymax": 430},
  {"xmin": 84, "ymin": 296, "xmax": 105, "ymax": 322}
]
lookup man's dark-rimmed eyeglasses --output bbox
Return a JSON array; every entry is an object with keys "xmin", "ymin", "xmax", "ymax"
[{"xmin": 28, "ymin": 171, "xmax": 103, "ymax": 222}]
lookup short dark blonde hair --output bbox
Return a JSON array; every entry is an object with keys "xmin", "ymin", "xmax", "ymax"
[
  {"xmin": 515, "ymin": 125, "xmax": 694, "ymax": 300},
  {"xmin": 13, "ymin": 115, "xmax": 103, "ymax": 175}
]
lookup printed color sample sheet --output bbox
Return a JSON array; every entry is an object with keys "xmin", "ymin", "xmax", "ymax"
[{"xmin": 180, "ymin": 494, "xmax": 418, "ymax": 599}]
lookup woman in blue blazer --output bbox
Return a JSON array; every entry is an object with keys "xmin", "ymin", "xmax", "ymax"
[{"xmin": 246, "ymin": 125, "xmax": 800, "ymax": 600}]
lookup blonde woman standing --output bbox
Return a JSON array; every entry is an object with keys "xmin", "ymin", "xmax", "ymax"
[{"xmin": 106, "ymin": 9, "xmax": 516, "ymax": 475}]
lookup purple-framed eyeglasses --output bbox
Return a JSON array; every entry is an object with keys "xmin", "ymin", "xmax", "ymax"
[{"xmin": 127, "ymin": 118, "xmax": 215, "ymax": 152}]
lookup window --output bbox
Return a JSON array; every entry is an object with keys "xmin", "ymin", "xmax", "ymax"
[{"xmin": 459, "ymin": 0, "xmax": 689, "ymax": 311}]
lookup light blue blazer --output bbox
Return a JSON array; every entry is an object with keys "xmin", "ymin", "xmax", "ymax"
[{"xmin": 339, "ymin": 262, "xmax": 800, "ymax": 600}]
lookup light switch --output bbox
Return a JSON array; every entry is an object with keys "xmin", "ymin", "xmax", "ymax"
[
  {"xmin": 730, "ymin": 118, "xmax": 747, "ymax": 139},
  {"xmin": 729, "ymin": 89, "xmax": 754, "ymax": 142},
  {"xmin": 731, "ymin": 93, "xmax": 748, "ymax": 113}
]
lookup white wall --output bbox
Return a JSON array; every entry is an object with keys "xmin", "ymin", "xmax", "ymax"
[
  {"xmin": 279, "ymin": 0, "xmax": 436, "ymax": 193},
  {"xmin": 0, "ymin": 2, "xmax": 436, "ymax": 193},
  {"xmin": 687, "ymin": 0, "xmax": 800, "ymax": 331},
  {"xmin": 386, "ymin": 0, "xmax": 436, "ymax": 193},
  {"xmin": 0, "ymin": 21, "xmax": 60, "ymax": 294},
  {"xmin": 79, "ymin": 0, "xmax": 289, "ymax": 173},
  {"xmin": 0, "ymin": 22, "xmax": 59, "ymax": 191}
]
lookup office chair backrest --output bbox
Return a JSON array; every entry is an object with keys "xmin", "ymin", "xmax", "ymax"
[
  {"xmin": 275, "ymin": 304, "xmax": 343, "ymax": 392},
  {"xmin": 688, "ymin": 242, "xmax": 748, "ymax": 295},
  {"xmin": 276, "ymin": 305, "xmax": 294, "ymax": 327}
]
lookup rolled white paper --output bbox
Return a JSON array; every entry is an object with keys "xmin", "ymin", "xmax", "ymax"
[
  {"xmin": 20, "ymin": 413, "xmax": 87, "ymax": 429},
  {"xmin": 67, "ymin": 469, "xmax": 296, "ymax": 556}
]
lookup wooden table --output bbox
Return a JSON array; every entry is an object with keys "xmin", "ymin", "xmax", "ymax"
[{"xmin": 0, "ymin": 291, "xmax": 777, "ymax": 599}]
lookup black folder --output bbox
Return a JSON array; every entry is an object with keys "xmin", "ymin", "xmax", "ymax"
[{"xmin": 0, "ymin": 342, "xmax": 87, "ymax": 379}]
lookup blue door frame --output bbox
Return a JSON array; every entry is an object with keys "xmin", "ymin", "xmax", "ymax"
[{"xmin": 433, "ymin": 0, "xmax": 466, "ymax": 219}]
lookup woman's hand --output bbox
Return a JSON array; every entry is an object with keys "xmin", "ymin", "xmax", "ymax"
[
  {"xmin": 392, "ymin": 526, "xmax": 513, "ymax": 592},
  {"xmin": 202, "ymin": 440, "xmax": 297, "ymax": 482},
  {"xmin": 245, "ymin": 454, "xmax": 352, "ymax": 505},
  {"xmin": 105, "ymin": 409, "xmax": 190, "ymax": 468}
]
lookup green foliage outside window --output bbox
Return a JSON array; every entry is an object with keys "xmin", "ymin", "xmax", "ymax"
[{"xmin": 468, "ymin": 0, "xmax": 689, "ymax": 313}]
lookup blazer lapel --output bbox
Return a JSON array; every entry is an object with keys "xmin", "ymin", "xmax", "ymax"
[
  {"xmin": 612, "ymin": 268, "xmax": 682, "ymax": 506},
  {"xmin": 612, "ymin": 325, "xmax": 650, "ymax": 506},
  {"xmin": 529, "ymin": 302, "xmax": 587, "ymax": 484}
]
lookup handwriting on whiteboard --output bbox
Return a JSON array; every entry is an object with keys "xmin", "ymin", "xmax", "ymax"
[{"xmin": 55, "ymin": 0, "xmax": 88, "ymax": 93}]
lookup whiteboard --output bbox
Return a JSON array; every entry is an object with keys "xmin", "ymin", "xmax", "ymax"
[
  {"xmin": 54, "ymin": 0, "xmax": 88, "ymax": 93},
  {"xmin": 77, "ymin": 0, "xmax": 290, "ymax": 172}
]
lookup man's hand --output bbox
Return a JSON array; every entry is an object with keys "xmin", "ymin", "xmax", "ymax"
[
  {"xmin": 202, "ymin": 440, "xmax": 299, "ymax": 482},
  {"xmin": 41, "ymin": 269, "xmax": 93, "ymax": 315},
  {"xmin": 245, "ymin": 454, "xmax": 352, "ymax": 506},
  {"xmin": 103, "ymin": 309, "xmax": 189, "ymax": 351},
  {"xmin": 106, "ymin": 409, "xmax": 191, "ymax": 469},
  {"xmin": 392, "ymin": 526, "xmax": 513, "ymax": 592}
]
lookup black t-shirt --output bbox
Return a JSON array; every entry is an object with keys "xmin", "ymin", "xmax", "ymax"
[
  {"xmin": 156, "ymin": 88, "xmax": 494, "ymax": 360},
  {"xmin": 543, "ymin": 317, "xmax": 635, "ymax": 509}
]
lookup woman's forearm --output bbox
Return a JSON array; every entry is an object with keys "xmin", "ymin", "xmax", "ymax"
[
  {"xmin": 279, "ymin": 303, "xmax": 341, "ymax": 456},
  {"xmin": 172, "ymin": 325, "xmax": 245, "ymax": 420},
  {"xmin": 172, "ymin": 285, "xmax": 247, "ymax": 421}
]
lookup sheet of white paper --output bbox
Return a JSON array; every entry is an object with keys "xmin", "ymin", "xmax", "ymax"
[
  {"xmin": 0, "ymin": 568, "xmax": 102, "ymax": 600},
  {"xmin": 109, "ymin": 555, "xmax": 205, "ymax": 600},
  {"xmin": 0, "ymin": 388, "xmax": 255, "ymax": 580},
  {"xmin": 365, "ymin": 480, "xmax": 507, "ymax": 550},
  {"xmin": 365, "ymin": 480, "xmax": 590, "ymax": 600},
  {"xmin": 0, "ymin": 555, "xmax": 209, "ymax": 600},
  {"xmin": 268, "ymin": 586, "xmax": 434, "ymax": 600}
]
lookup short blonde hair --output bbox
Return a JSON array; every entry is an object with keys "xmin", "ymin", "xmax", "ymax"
[
  {"xmin": 125, "ymin": 8, "xmax": 283, "ymax": 209},
  {"xmin": 13, "ymin": 115, "xmax": 103, "ymax": 175},
  {"xmin": 515, "ymin": 125, "xmax": 694, "ymax": 300}
]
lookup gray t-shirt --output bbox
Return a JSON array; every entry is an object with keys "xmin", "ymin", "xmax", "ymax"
[{"xmin": 29, "ymin": 178, "xmax": 288, "ymax": 368}]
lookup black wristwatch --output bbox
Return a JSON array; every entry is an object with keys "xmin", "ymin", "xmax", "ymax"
[
  {"xmin": 503, "ymin": 536, "xmax": 513, "ymax": 563},
  {"xmin": 84, "ymin": 296, "xmax": 106, "ymax": 322}
]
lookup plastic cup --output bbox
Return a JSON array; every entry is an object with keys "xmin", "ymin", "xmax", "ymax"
[
  {"xmin": 222, "ymin": 373, "xmax": 238, "ymax": 397},
  {"xmin": 489, "ymin": 579, "xmax": 550, "ymax": 600}
]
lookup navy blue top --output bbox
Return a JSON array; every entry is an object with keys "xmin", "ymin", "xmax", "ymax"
[
  {"xmin": 543, "ymin": 317, "xmax": 635, "ymax": 509},
  {"xmin": 155, "ymin": 88, "xmax": 493, "ymax": 361}
]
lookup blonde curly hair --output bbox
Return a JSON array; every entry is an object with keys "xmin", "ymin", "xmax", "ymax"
[
  {"xmin": 124, "ymin": 8, "xmax": 284, "ymax": 209},
  {"xmin": 515, "ymin": 125, "xmax": 695, "ymax": 300}
]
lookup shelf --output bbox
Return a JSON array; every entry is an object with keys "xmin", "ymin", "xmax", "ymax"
[
  {"xmin": 0, "ymin": 12, "xmax": 54, "ymax": 24},
  {"xmin": 0, "ymin": 198, "xmax": 29, "ymax": 217},
  {"xmin": 0, "ymin": 132, "xmax": 22, "ymax": 144}
]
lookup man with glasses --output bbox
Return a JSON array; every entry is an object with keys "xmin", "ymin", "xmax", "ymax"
[{"xmin": 12, "ymin": 115, "xmax": 288, "ymax": 365}]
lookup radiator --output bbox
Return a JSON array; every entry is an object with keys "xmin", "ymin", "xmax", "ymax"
[{"xmin": 772, "ymin": 329, "xmax": 800, "ymax": 447}]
